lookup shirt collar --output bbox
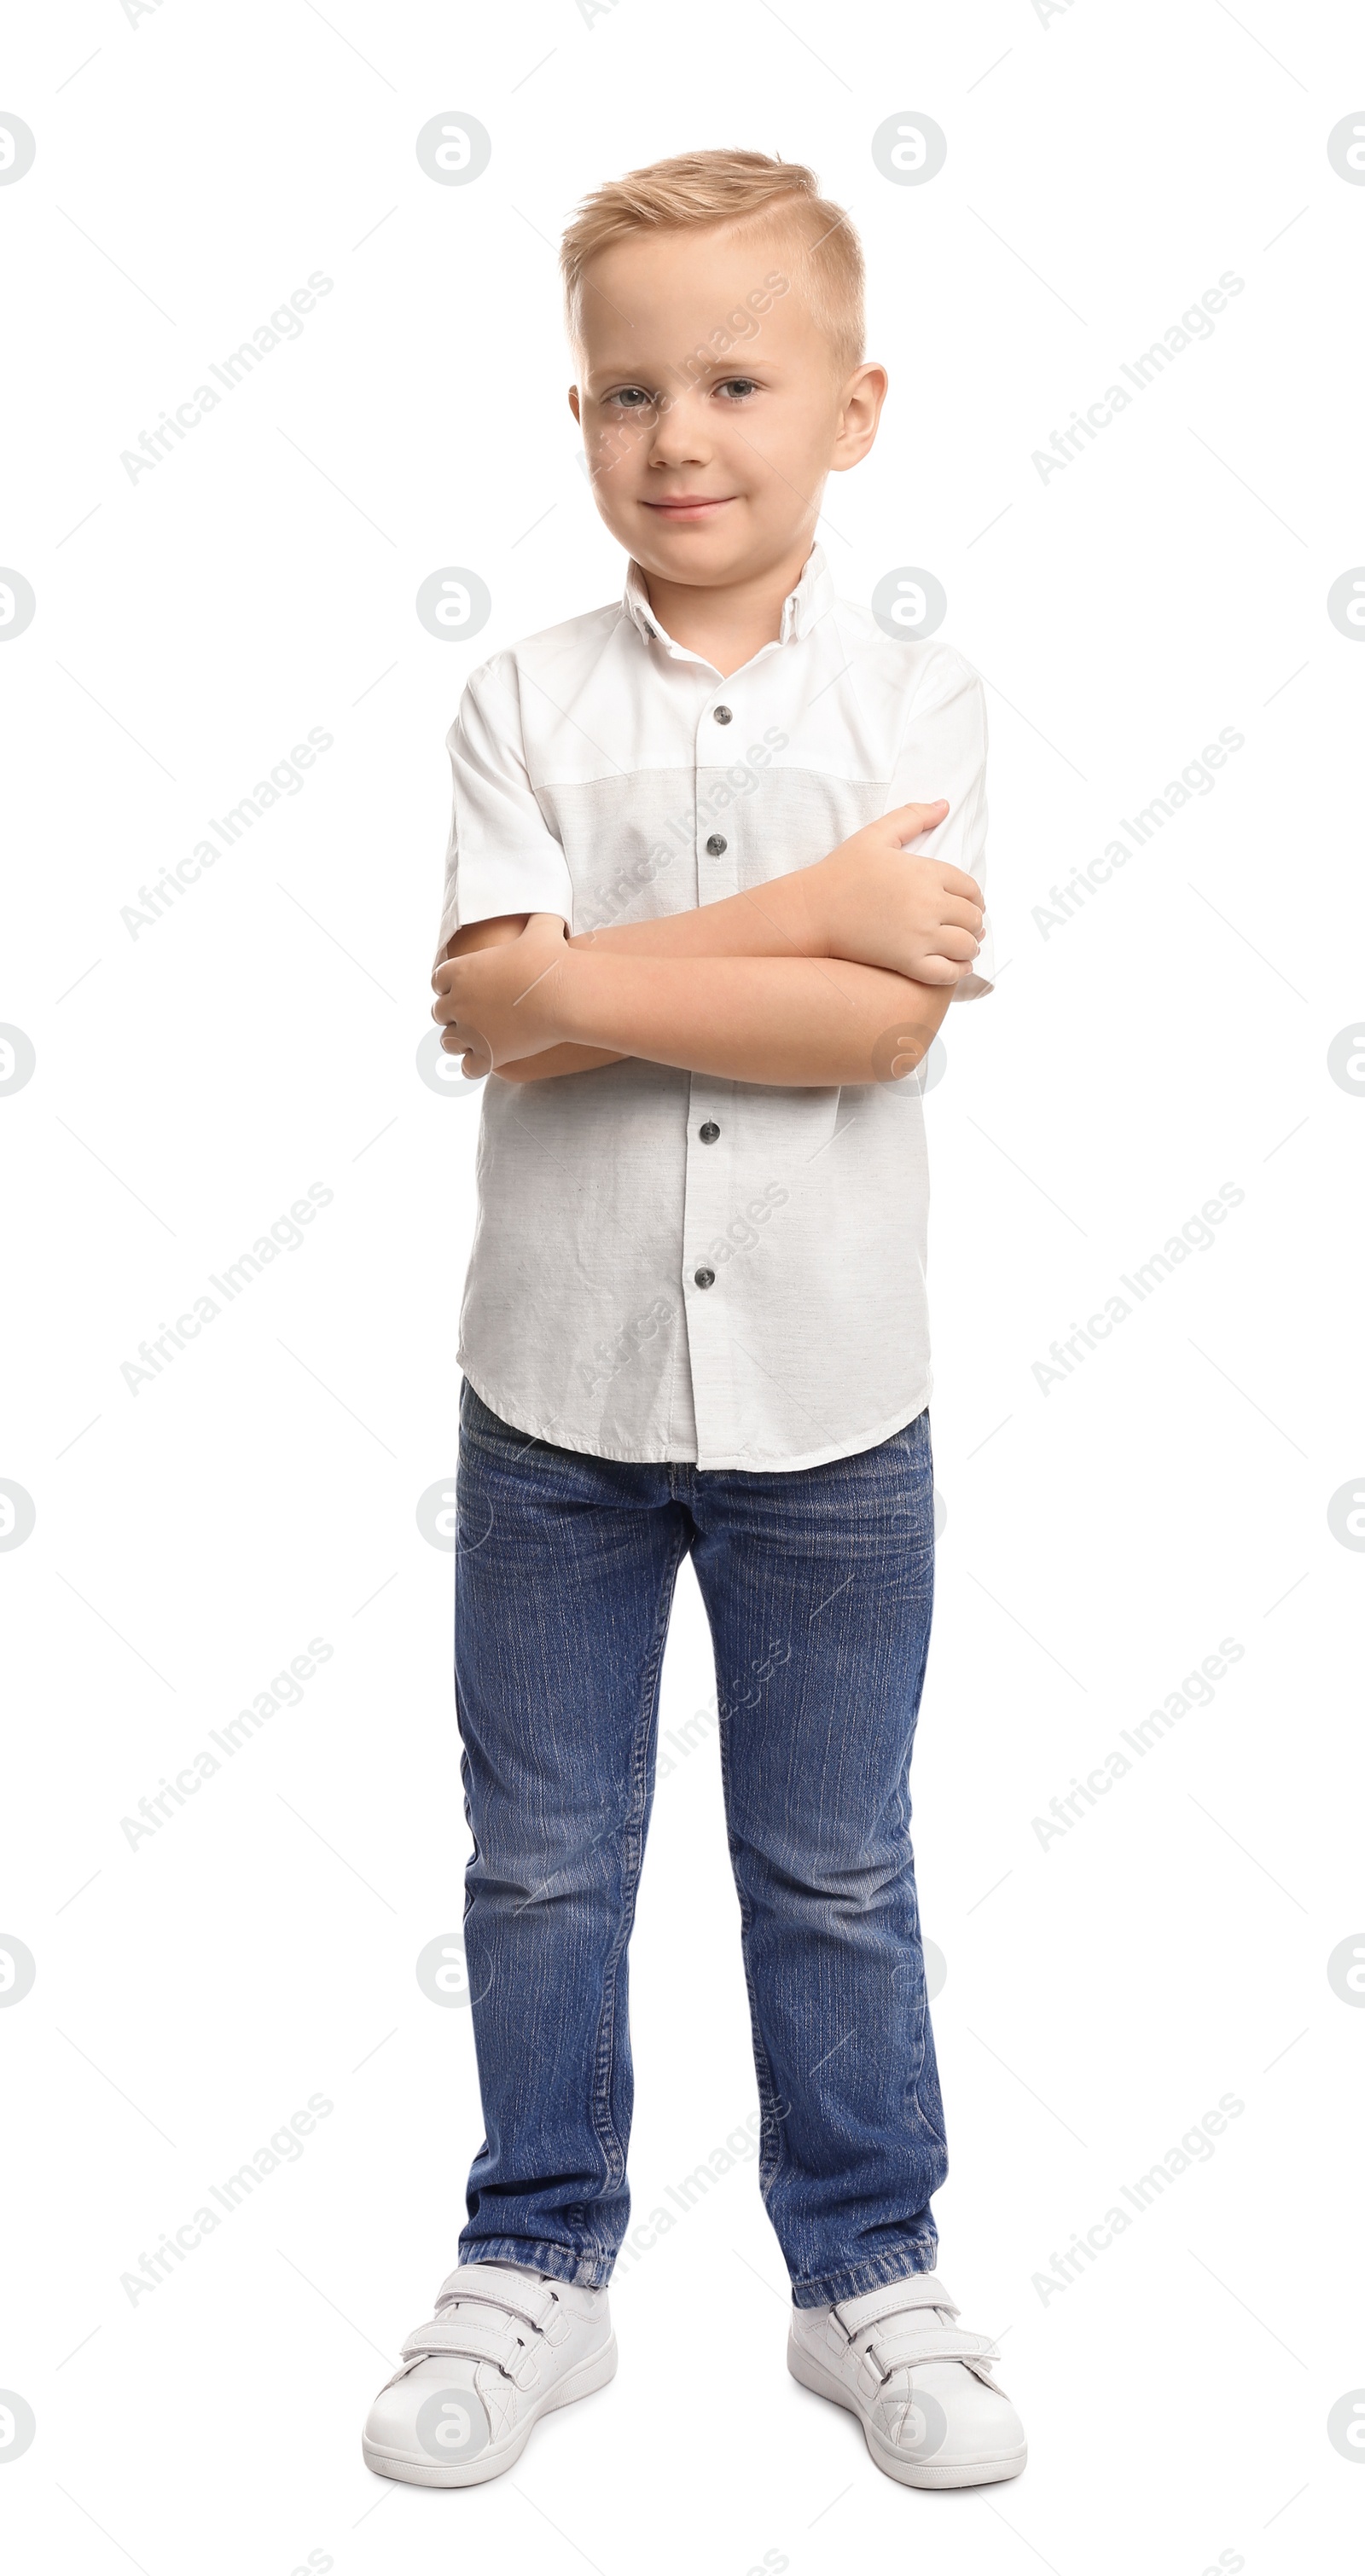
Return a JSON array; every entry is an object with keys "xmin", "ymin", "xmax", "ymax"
[{"xmin": 621, "ymin": 543, "xmax": 834, "ymax": 660}]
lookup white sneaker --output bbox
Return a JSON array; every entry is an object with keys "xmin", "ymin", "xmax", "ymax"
[
  {"xmin": 362, "ymin": 2262, "xmax": 617, "ymax": 2487},
  {"xmin": 787, "ymin": 2272, "xmax": 1026, "ymax": 2489}
]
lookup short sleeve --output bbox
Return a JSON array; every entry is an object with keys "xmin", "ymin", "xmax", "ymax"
[
  {"xmin": 885, "ymin": 651, "xmax": 992, "ymax": 1001},
  {"xmin": 434, "ymin": 654, "xmax": 576, "ymax": 964}
]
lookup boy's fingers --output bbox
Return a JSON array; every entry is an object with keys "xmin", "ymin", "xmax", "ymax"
[
  {"xmin": 937, "ymin": 895, "xmax": 985, "ymax": 932},
  {"xmin": 933, "ymin": 864, "xmax": 983, "ymax": 902},
  {"xmin": 885, "ymin": 799, "xmax": 949, "ymax": 841},
  {"xmin": 439, "ymin": 1020, "xmax": 491, "ymax": 1073}
]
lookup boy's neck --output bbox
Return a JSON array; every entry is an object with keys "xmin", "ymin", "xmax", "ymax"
[{"xmin": 639, "ymin": 539, "xmax": 815, "ymax": 680}]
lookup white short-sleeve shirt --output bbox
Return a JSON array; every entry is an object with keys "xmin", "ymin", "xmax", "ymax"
[{"xmin": 437, "ymin": 544, "xmax": 992, "ymax": 1472}]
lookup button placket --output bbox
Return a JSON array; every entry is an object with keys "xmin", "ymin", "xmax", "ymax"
[
  {"xmin": 687, "ymin": 679, "xmax": 737, "ymax": 1324},
  {"xmin": 682, "ymin": 1114, "xmax": 739, "ymax": 1458},
  {"xmin": 696, "ymin": 697, "xmax": 740, "ymax": 902},
  {"xmin": 682, "ymin": 1064, "xmax": 732, "ymax": 1353}
]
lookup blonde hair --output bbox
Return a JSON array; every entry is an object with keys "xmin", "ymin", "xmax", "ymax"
[{"xmin": 561, "ymin": 148, "xmax": 865, "ymax": 376}]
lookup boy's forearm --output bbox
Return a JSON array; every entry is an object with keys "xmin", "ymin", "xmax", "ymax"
[
  {"xmin": 497, "ymin": 1040, "xmax": 628, "ymax": 1082},
  {"xmin": 571, "ymin": 862, "xmax": 826, "ymax": 966},
  {"xmin": 495, "ymin": 877, "xmax": 826, "ymax": 1084},
  {"xmin": 553, "ymin": 948, "xmax": 952, "ymax": 1088},
  {"xmin": 443, "ymin": 799, "xmax": 978, "ymax": 1083},
  {"xmin": 498, "ymin": 874, "xmax": 829, "ymax": 1082}
]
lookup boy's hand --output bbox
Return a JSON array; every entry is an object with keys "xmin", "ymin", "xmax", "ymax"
[
  {"xmin": 433, "ymin": 913, "xmax": 572, "ymax": 1075},
  {"xmin": 810, "ymin": 801, "xmax": 985, "ymax": 985}
]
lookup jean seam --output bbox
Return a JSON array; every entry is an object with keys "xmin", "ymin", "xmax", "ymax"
[
  {"xmin": 713, "ymin": 1698, "xmax": 790, "ymax": 2214},
  {"xmin": 586, "ymin": 1517, "xmax": 690, "ymax": 2216}
]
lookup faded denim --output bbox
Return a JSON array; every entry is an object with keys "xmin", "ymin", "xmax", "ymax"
[{"xmin": 453, "ymin": 1378, "xmax": 946, "ymax": 2310}]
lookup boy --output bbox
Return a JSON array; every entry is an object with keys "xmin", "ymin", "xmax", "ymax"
[{"xmin": 362, "ymin": 148, "xmax": 1026, "ymax": 2495}]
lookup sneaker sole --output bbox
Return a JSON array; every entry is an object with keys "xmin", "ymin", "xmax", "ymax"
[
  {"xmin": 363, "ymin": 2334, "xmax": 619, "ymax": 2489},
  {"xmin": 787, "ymin": 2339, "xmax": 1027, "ymax": 2491}
]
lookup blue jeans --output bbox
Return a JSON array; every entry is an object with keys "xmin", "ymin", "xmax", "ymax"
[{"xmin": 452, "ymin": 1380, "xmax": 946, "ymax": 2310}]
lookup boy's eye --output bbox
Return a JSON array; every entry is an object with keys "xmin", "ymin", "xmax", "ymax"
[
  {"xmin": 607, "ymin": 386, "xmax": 657, "ymax": 410},
  {"xmin": 716, "ymin": 378, "xmax": 760, "ymax": 400}
]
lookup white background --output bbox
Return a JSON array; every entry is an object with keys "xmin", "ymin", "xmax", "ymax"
[{"xmin": 2, "ymin": 3, "xmax": 1363, "ymax": 2571}]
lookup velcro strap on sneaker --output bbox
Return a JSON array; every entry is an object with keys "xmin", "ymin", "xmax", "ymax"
[
  {"xmin": 867, "ymin": 2322, "xmax": 998, "ymax": 2374},
  {"xmin": 401, "ymin": 2310, "xmax": 535, "ymax": 2380},
  {"xmin": 834, "ymin": 2277, "xmax": 960, "ymax": 2336},
  {"xmin": 433, "ymin": 2264, "xmax": 560, "ymax": 2332}
]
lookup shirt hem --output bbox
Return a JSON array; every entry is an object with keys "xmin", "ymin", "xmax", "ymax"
[
  {"xmin": 691, "ymin": 1384, "xmax": 932, "ymax": 1474},
  {"xmin": 459, "ymin": 1364, "xmax": 931, "ymax": 1476}
]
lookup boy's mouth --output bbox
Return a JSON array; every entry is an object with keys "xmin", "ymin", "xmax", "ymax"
[{"xmin": 642, "ymin": 494, "xmax": 737, "ymax": 520}]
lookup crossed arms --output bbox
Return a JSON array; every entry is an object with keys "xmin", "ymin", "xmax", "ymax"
[{"xmin": 431, "ymin": 799, "xmax": 985, "ymax": 1091}]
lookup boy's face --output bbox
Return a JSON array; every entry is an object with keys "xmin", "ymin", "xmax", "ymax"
[{"xmin": 568, "ymin": 223, "xmax": 885, "ymax": 590}]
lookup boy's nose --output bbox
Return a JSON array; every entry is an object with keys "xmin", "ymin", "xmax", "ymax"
[{"xmin": 642, "ymin": 393, "xmax": 712, "ymax": 468}]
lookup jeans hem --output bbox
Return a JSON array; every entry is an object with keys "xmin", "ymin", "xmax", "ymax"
[
  {"xmin": 457, "ymin": 2232, "xmax": 617, "ymax": 2291},
  {"xmin": 788, "ymin": 2237, "xmax": 939, "ymax": 2312}
]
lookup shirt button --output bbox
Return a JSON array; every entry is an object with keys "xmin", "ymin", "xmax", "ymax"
[
  {"xmin": 699, "ymin": 1121, "xmax": 720, "ymax": 1143},
  {"xmin": 706, "ymin": 833, "xmax": 727, "ymax": 856},
  {"xmin": 694, "ymin": 1267, "xmax": 716, "ymax": 1289},
  {"xmin": 713, "ymin": 705, "xmax": 733, "ymax": 724}
]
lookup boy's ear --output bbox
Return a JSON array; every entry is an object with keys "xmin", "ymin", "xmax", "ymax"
[
  {"xmin": 568, "ymin": 385, "xmax": 582, "ymax": 424},
  {"xmin": 829, "ymin": 362, "xmax": 888, "ymax": 473}
]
